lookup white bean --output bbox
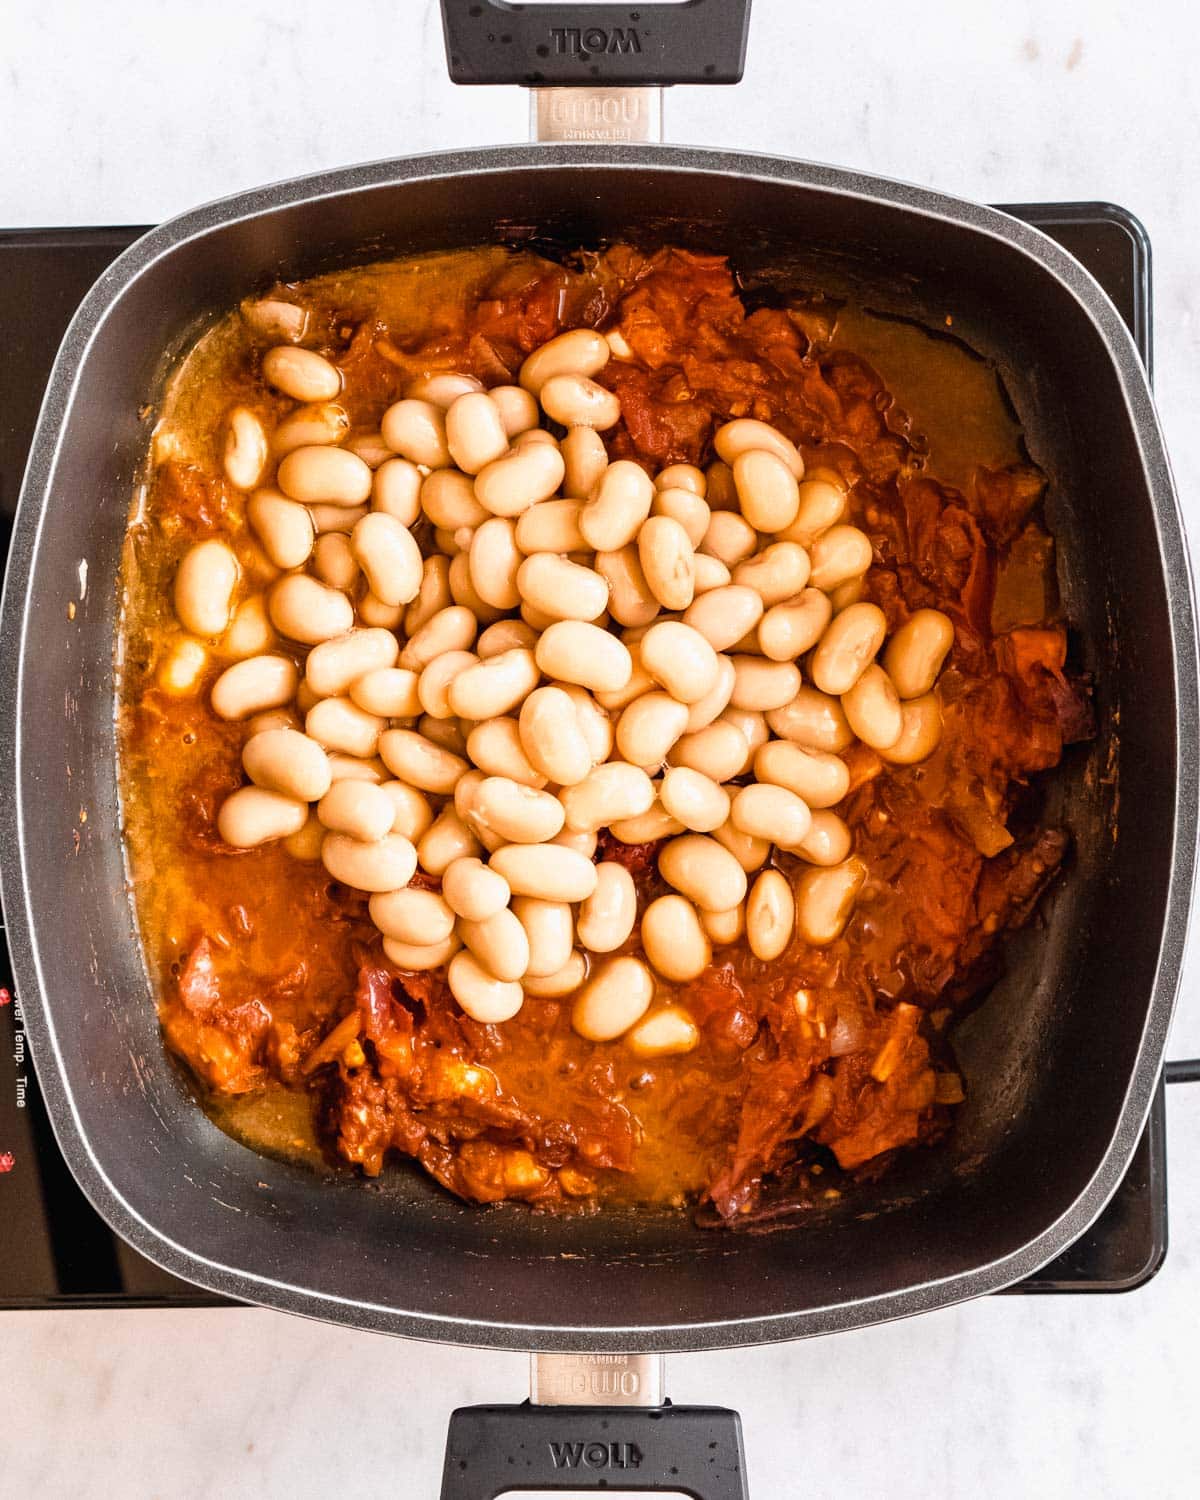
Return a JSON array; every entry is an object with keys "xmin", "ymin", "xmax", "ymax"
[
  {"xmin": 884, "ymin": 609, "xmax": 955, "ymax": 699},
  {"xmin": 658, "ymin": 765, "xmax": 730, "ymax": 833},
  {"xmin": 576, "ymin": 863, "xmax": 637, "ymax": 954},
  {"xmin": 570, "ymin": 956, "xmax": 653, "ymax": 1041},
  {"xmin": 417, "ymin": 650, "xmax": 478, "ymax": 720},
  {"xmin": 754, "ymin": 740, "xmax": 850, "ymax": 809},
  {"xmin": 406, "ymin": 372, "xmax": 483, "ymax": 408},
  {"xmin": 793, "ymin": 809, "xmax": 853, "ymax": 865},
  {"xmin": 519, "ymin": 328, "xmax": 610, "ymax": 395},
  {"xmin": 312, "ymin": 532, "xmax": 359, "ymax": 591},
  {"xmin": 808, "ymin": 524, "xmax": 873, "ymax": 592},
  {"xmin": 746, "ymin": 869, "xmax": 795, "ymax": 960},
  {"xmin": 626, "ymin": 1006, "xmax": 700, "ymax": 1058},
  {"xmin": 615, "ymin": 692, "xmax": 689, "ymax": 767},
  {"xmin": 794, "ymin": 857, "xmax": 867, "ymax": 945},
  {"xmin": 277, "ymin": 445, "xmax": 372, "ymax": 506},
  {"xmin": 488, "ymin": 384, "xmax": 539, "ymax": 437},
  {"xmin": 733, "ymin": 448, "xmax": 800, "ymax": 532},
  {"xmin": 733, "ymin": 541, "xmax": 811, "ymax": 607},
  {"xmin": 560, "ymin": 762, "xmax": 655, "ymax": 832},
  {"xmin": 442, "ymin": 856, "xmax": 511, "ymax": 922},
  {"xmin": 488, "ymin": 844, "xmax": 598, "ymax": 902},
  {"xmin": 517, "ymin": 553, "xmax": 608, "ymax": 621},
  {"xmin": 561, "ymin": 685, "xmax": 613, "ymax": 764},
  {"xmin": 417, "ymin": 807, "xmax": 481, "ymax": 876},
  {"xmin": 536, "ymin": 621, "xmax": 631, "ymax": 695},
  {"xmin": 350, "ymin": 667, "xmax": 421, "ymax": 719},
  {"xmin": 683, "ymin": 652, "xmax": 737, "ymax": 733},
  {"xmin": 714, "ymin": 417, "xmax": 804, "ymax": 478},
  {"xmin": 466, "ymin": 718, "xmax": 546, "ymax": 788},
  {"xmin": 378, "ymin": 728, "xmax": 468, "ymax": 793},
  {"xmin": 216, "ymin": 594, "xmax": 275, "ymax": 661},
  {"xmin": 759, "ymin": 588, "xmax": 832, "ymax": 661},
  {"xmin": 539, "ymin": 373, "xmax": 620, "ymax": 430},
  {"xmin": 379, "ymin": 781, "xmax": 434, "ymax": 841},
  {"xmin": 692, "ymin": 553, "xmax": 733, "ymax": 595},
  {"xmin": 447, "ymin": 648, "xmax": 540, "ymax": 720},
  {"xmin": 383, "ymin": 933, "xmax": 462, "ymax": 972},
  {"xmin": 511, "ymin": 897, "xmax": 574, "ymax": 978},
  {"xmin": 641, "ymin": 894, "xmax": 711, "ymax": 982},
  {"xmin": 283, "ymin": 810, "xmax": 325, "ymax": 862},
  {"xmin": 321, "ymin": 831, "xmax": 418, "ymax": 892},
  {"xmin": 369, "ymin": 886, "xmax": 456, "ymax": 944},
  {"xmin": 609, "ymin": 804, "xmax": 686, "ymax": 843},
  {"xmin": 701, "ymin": 903, "xmax": 744, "ymax": 946},
  {"xmin": 317, "ymin": 779, "xmax": 395, "ymax": 842},
  {"xmin": 307, "ymin": 628, "xmax": 399, "ymax": 698},
  {"xmin": 273, "ymin": 401, "xmax": 349, "ymax": 457},
  {"xmin": 731, "ymin": 783, "xmax": 812, "ymax": 845},
  {"xmin": 522, "ymin": 951, "xmax": 589, "ymax": 998},
  {"xmin": 638, "ymin": 621, "xmax": 719, "ymax": 705},
  {"xmin": 810, "ymin": 602, "xmax": 888, "ymax": 696},
  {"xmin": 380, "ymin": 399, "xmax": 451, "ymax": 468},
  {"xmin": 729, "ymin": 656, "xmax": 802, "ymax": 712},
  {"xmin": 713, "ymin": 818, "xmax": 770, "ymax": 873},
  {"xmin": 421, "ymin": 468, "xmax": 489, "ymax": 530},
  {"xmin": 561, "ymin": 425, "xmax": 608, "ymax": 500},
  {"xmin": 246, "ymin": 490, "xmax": 314, "ymax": 570},
  {"xmin": 469, "ymin": 777, "xmax": 565, "ymax": 844},
  {"xmin": 842, "ymin": 662, "xmax": 903, "ymax": 750},
  {"xmin": 667, "ymin": 719, "xmax": 747, "ymax": 783},
  {"xmin": 223, "ymin": 406, "xmax": 268, "ymax": 490},
  {"xmin": 262, "ymin": 346, "xmax": 340, "ymax": 402},
  {"xmin": 447, "ymin": 950, "xmax": 524, "ymax": 1023},
  {"xmin": 637, "ymin": 515, "xmax": 695, "ymax": 611},
  {"xmin": 269, "ymin": 574, "xmax": 353, "ymax": 644},
  {"xmin": 218, "ymin": 786, "xmax": 308, "ymax": 847},
  {"xmin": 518, "ymin": 686, "xmax": 593, "ymax": 786},
  {"xmin": 879, "ymin": 692, "xmax": 943, "ymax": 765},
  {"xmin": 651, "ymin": 487, "xmax": 710, "ymax": 548},
  {"xmin": 351, "ymin": 512, "xmax": 422, "ymax": 608},
  {"xmin": 767, "ymin": 687, "xmax": 856, "ymax": 753},
  {"xmin": 699, "ymin": 509, "xmax": 757, "ymax": 568},
  {"xmin": 579, "ymin": 460, "xmax": 654, "ymax": 552},
  {"xmin": 174, "ymin": 539, "xmax": 240, "ymax": 638},
  {"xmin": 474, "ymin": 443, "xmax": 565, "ymax": 518},
  {"xmin": 515, "ymin": 497, "xmax": 587, "ymax": 554},
  {"xmin": 596, "ymin": 545, "xmax": 660, "ymax": 628},
  {"xmin": 371, "ymin": 458, "xmax": 422, "ymax": 526},
  {"xmin": 658, "ymin": 834, "xmax": 747, "ymax": 912},
  {"xmin": 776, "ymin": 474, "xmax": 848, "ymax": 546},
  {"xmin": 683, "ymin": 585, "xmax": 763, "ymax": 653},
  {"xmin": 243, "ymin": 728, "xmax": 331, "ymax": 802},
  {"xmin": 445, "ymin": 391, "xmax": 509, "ymax": 474},
  {"xmin": 211, "ymin": 654, "xmax": 299, "ymax": 721},
  {"xmin": 306, "ymin": 697, "xmax": 384, "ymax": 759}
]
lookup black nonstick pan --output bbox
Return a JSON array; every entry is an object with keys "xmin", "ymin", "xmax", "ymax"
[{"xmin": 1, "ymin": 3, "xmax": 1196, "ymax": 1494}]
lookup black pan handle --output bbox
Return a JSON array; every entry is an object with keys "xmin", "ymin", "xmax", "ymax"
[
  {"xmin": 440, "ymin": 1400, "xmax": 749, "ymax": 1497},
  {"xmin": 1166, "ymin": 1058, "xmax": 1200, "ymax": 1083},
  {"xmin": 440, "ymin": 0, "xmax": 751, "ymax": 88}
]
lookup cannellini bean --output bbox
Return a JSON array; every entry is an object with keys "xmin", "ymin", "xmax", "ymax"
[
  {"xmin": 615, "ymin": 692, "xmax": 689, "ymax": 767},
  {"xmin": 442, "ymin": 856, "xmax": 510, "ymax": 923},
  {"xmin": 810, "ymin": 602, "xmax": 887, "ymax": 696},
  {"xmin": 684, "ymin": 652, "xmax": 736, "ymax": 733},
  {"xmin": 295, "ymin": 681, "xmax": 320, "ymax": 714},
  {"xmin": 402, "ymin": 559, "xmax": 452, "ymax": 638},
  {"xmin": 351, "ymin": 512, "xmax": 422, "ymax": 607},
  {"xmin": 554, "ymin": 827, "xmax": 598, "ymax": 858},
  {"xmin": 683, "ymin": 585, "xmax": 763, "ymax": 653},
  {"xmin": 445, "ymin": 391, "xmax": 509, "ymax": 474},
  {"xmin": 246, "ymin": 490, "xmax": 314, "ymax": 570},
  {"xmin": 842, "ymin": 662, "xmax": 903, "ymax": 750},
  {"xmin": 731, "ymin": 783, "xmax": 812, "ymax": 845},
  {"xmin": 488, "ymin": 844, "xmax": 598, "ymax": 902},
  {"xmin": 474, "ymin": 622, "xmax": 536, "ymax": 661},
  {"xmin": 571, "ymin": 956, "xmax": 654, "ymax": 1042},
  {"xmin": 312, "ymin": 532, "xmax": 359, "ymax": 591},
  {"xmin": 273, "ymin": 401, "xmax": 350, "ymax": 457},
  {"xmin": 380, "ymin": 399, "xmax": 451, "ymax": 468},
  {"xmin": 560, "ymin": 761, "xmax": 655, "ymax": 832},
  {"xmin": 609, "ymin": 804, "xmax": 685, "ymax": 843},
  {"xmin": 651, "ymin": 487, "xmax": 710, "ymax": 549},
  {"xmin": 447, "ymin": 648, "xmax": 540, "ymax": 720},
  {"xmin": 830, "ymin": 577, "xmax": 866, "ymax": 615},
  {"xmin": 595, "ymin": 545, "xmax": 659, "ymax": 628},
  {"xmin": 523, "ymin": 951, "xmax": 588, "ymax": 998},
  {"xmin": 174, "ymin": 539, "xmax": 239, "ymax": 638},
  {"xmin": 307, "ymin": 628, "xmax": 399, "ymax": 698},
  {"xmin": 243, "ymin": 728, "xmax": 331, "ymax": 802},
  {"xmin": 516, "ymin": 553, "xmax": 608, "ymax": 621},
  {"xmin": 269, "ymin": 574, "xmax": 354, "ymax": 644},
  {"xmin": 659, "ymin": 765, "xmax": 730, "ymax": 833},
  {"xmin": 700, "ymin": 510, "xmax": 757, "ymax": 568},
  {"xmin": 719, "ymin": 707, "xmax": 769, "ymax": 771},
  {"xmin": 880, "ymin": 692, "xmax": 944, "ymax": 764},
  {"xmin": 794, "ymin": 857, "xmax": 867, "ymax": 945},
  {"xmin": 639, "ymin": 621, "xmax": 719, "ymax": 704},
  {"xmin": 667, "ymin": 719, "xmax": 748, "ymax": 783},
  {"xmin": 406, "ymin": 372, "xmax": 483, "ymax": 408},
  {"xmin": 511, "ymin": 897, "xmax": 573, "ymax": 978},
  {"xmin": 641, "ymin": 894, "xmax": 712, "ymax": 982},
  {"xmin": 518, "ymin": 686, "xmax": 593, "ymax": 786},
  {"xmin": 561, "ymin": 425, "xmax": 608, "ymax": 500},
  {"xmin": 658, "ymin": 834, "xmax": 748, "ymax": 912},
  {"xmin": 883, "ymin": 609, "xmax": 955, "ymax": 699},
  {"xmin": 655, "ymin": 463, "xmax": 706, "ymax": 497},
  {"xmin": 417, "ymin": 649, "xmax": 478, "ymax": 719},
  {"xmin": 579, "ymin": 460, "xmax": 654, "ymax": 552},
  {"xmin": 277, "ymin": 445, "xmax": 372, "ymax": 507},
  {"xmin": 513, "ymin": 426, "xmax": 560, "ymax": 450},
  {"xmin": 808, "ymin": 524, "xmax": 873, "ymax": 592},
  {"xmin": 536, "ymin": 621, "xmax": 631, "ymax": 694},
  {"xmin": 418, "ymin": 807, "xmax": 481, "ymax": 876},
  {"xmin": 625, "ymin": 1006, "xmax": 702, "ymax": 1057},
  {"xmin": 447, "ymin": 553, "xmax": 504, "ymax": 624},
  {"xmin": 307, "ymin": 502, "xmax": 369, "ymax": 536},
  {"xmin": 418, "ymin": 713, "xmax": 468, "ymax": 757},
  {"xmin": 593, "ymin": 647, "xmax": 654, "ymax": 712},
  {"xmin": 692, "ymin": 553, "xmax": 733, "ymax": 596},
  {"xmin": 400, "ymin": 604, "xmax": 478, "ymax": 675},
  {"xmin": 216, "ymin": 594, "xmax": 276, "ymax": 661},
  {"xmin": 754, "ymin": 740, "xmax": 849, "ymax": 809},
  {"xmin": 576, "ymin": 862, "xmax": 637, "ymax": 954},
  {"xmin": 211, "ymin": 654, "xmax": 298, "ymax": 721},
  {"xmin": 701, "ymin": 903, "xmax": 744, "ymax": 946},
  {"xmin": 463, "ymin": 516, "xmax": 521, "ymax": 611},
  {"xmin": 713, "ymin": 818, "xmax": 771, "ymax": 873},
  {"xmin": 306, "ymin": 697, "xmax": 384, "ymax": 759},
  {"xmin": 746, "ymin": 869, "xmax": 795, "ymax": 960},
  {"xmin": 283, "ymin": 810, "xmax": 325, "ymax": 861},
  {"xmin": 447, "ymin": 949, "xmax": 524, "ymax": 1023},
  {"xmin": 223, "ymin": 406, "xmax": 268, "ymax": 491},
  {"xmin": 514, "ymin": 498, "xmax": 587, "ymax": 555},
  {"xmin": 327, "ymin": 754, "xmax": 387, "ymax": 784},
  {"xmin": 359, "ymin": 590, "xmax": 405, "ymax": 628},
  {"xmin": 733, "ymin": 448, "xmax": 800, "ymax": 532},
  {"xmin": 317, "ymin": 779, "xmax": 395, "ymax": 842},
  {"xmin": 487, "ymin": 384, "xmax": 539, "ymax": 437},
  {"xmin": 561, "ymin": 685, "xmax": 613, "ymax": 764},
  {"xmin": 778, "ymin": 476, "xmax": 848, "ymax": 545},
  {"xmin": 519, "ymin": 328, "xmax": 610, "ymax": 395},
  {"xmin": 466, "ymin": 718, "xmax": 546, "ymax": 788},
  {"xmin": 637, "ymin": 515, "xmax": 695, "ymax": 611},
  {"xmin": 420, "ymin": 468, "xmax": 488, "ymax": 531},
  {"xmin": 759, "ymin": 588, "xmax": 832, "ymax": 662},
  {"xmin": 793, "ymin": 809, "xmax": 853, "ymax": 865},
  {"xmin": 539, "ymin": 373, "xmax": 620, "ymax": 431},
  {"xmin": 383, "ymin": 933, "xmax": 462, "ymax": 971},
  {"xmin": 156, "ymin": 637, "xmax": 208, "ymax": 696},
  {"xmin": 733, "ymin": 541, "xmax": 811, "ymax": 607},
  {"xmin": 379, "ymin": 781, "xmax": 434, "ymax": 841},
  {"xmin": 218, "ymin": 786, "xmax": 308, "ymax": 848},
  {"xmin": 349, "ymin": 667, "xmax": 421, "ymax": 719},
  {"xmin": 378, "ymin": 728, "xmax": 468, "ymax": 792},
  {"xmin": 474, "ymin": 442, "xmax": 565, "ymax": 518},
  {"xmin": 262, "ymin": 346, "xmax": 340, "ymax": 402},
  {"xmin": 246, "ymin": 707, "xmax": 301, "ymax": 737},
  {"xmin": 369, "ymin": 886, "xmax": 456, "ymax": 944},
  {"xmin": 345, "ymin": 432, "xmax": 393, "ymax": 469},
  {"xmin": 729, "ymin": 656, "xmax": 802, "ymax": 712},
  {"xmin": 240, "ymin": 297, "xmax": 307, "ymax": 342},
  {"xmin": 468, "ymin": 777, "xmax": 565, "ymax": 844},
  {"xmin": 767, "ymin": 687, "xmax": 856, "ymax": 753},
  {"xmin": 714, "ymin": 417, "xmax": 804, "ymax": 478},
  {"xmin": 371, "ymin": 458, "xmax": 422, "ymax": 526}
]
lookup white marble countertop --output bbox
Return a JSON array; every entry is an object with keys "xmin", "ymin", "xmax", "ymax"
[{"xmin": 4, "ymin": 1, "xmax": 1200, "ymax": 1495}]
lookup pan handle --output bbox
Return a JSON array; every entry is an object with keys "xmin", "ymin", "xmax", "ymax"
[
  {"xmin": 439, "ymin": 1399, "xmax": 749, "ymax": 1497},
  {"xmin": 439, "ymin": 0, "xmax": 751, "ymax": 88}
]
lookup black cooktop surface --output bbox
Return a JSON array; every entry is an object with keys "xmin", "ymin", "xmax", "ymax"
[{"xmin": 0, "ymin": 207, "xmax": 1167, "ymax": 1307}]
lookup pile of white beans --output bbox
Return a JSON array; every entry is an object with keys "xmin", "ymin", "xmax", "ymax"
[{"xmin": 162, "ymin": 314, "xmax": 953, "ymax": 1055}]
